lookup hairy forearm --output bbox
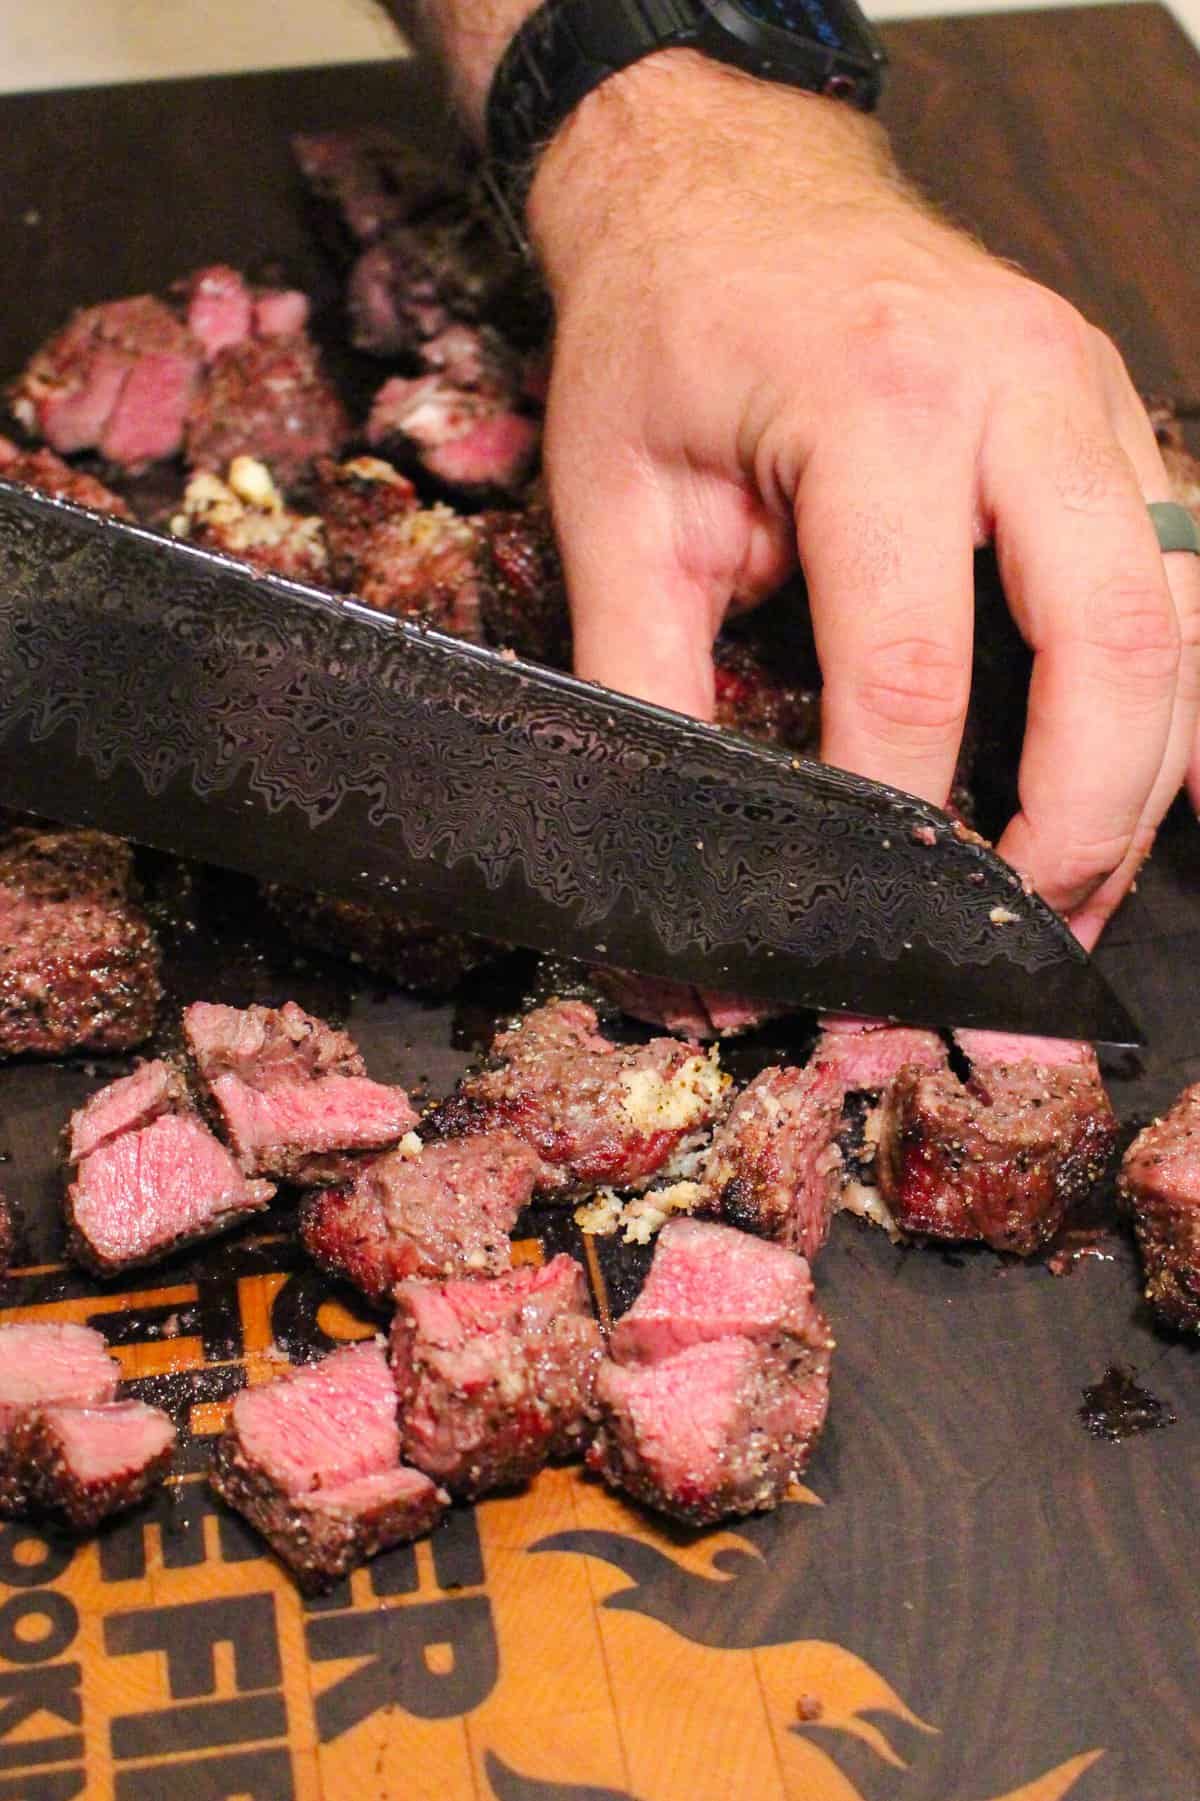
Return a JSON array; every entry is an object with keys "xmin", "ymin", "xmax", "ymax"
[{"xmin": 382, "ymin": 0, "xmax": 540, "ymax": 134}]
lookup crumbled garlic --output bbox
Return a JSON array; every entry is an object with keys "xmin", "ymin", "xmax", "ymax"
[
  {"xmin": 618, "ymin": 1048, "xmax": 728, "ymax": 1133},
  {"xmin": 397, "ymin": 1131, "xmax": 423, "ymax": 1159},
  {"xmin": 989, "ymin": 905, "xmax": 1020, "ymax": 926},
  {"xmin": 170, "ymin": 461, "xmax": 327, "ymax": 566},
  {"xmin": 575, "ymin": 1190, "xmax": 623, "ymax": 1237}
]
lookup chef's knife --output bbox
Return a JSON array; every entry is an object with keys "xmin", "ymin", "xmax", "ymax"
[{"xmin": 0, "ymin": 481, "xmax": 1140, "ymax": 1045}]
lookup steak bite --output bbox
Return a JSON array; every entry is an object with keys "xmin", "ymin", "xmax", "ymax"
[
  {"xmin": 477, "ymin": 502, "xmax": 571, "ymax": 666},
  {"xmin": 589, "ymin": 1218, "xmax": 833, "ymax": 1526},
  {"xmin": 9, "ymin": 1401, "xmax": 175, "ymax": 1530},
  {"xmin": 183, "ymin": 1000, "xmax": 416, "ymax": 1183},
  {"xmin": 0, "ymin": 1321, "xmax": 174, "ymax": 1527},
  {"xmin": 209, "ymin": 1340, "xmax": 446, "ymax": 1589},
  {"xmin": 429, "ymin": 1000, "xmax": 728, "ymax": 1199},
  {"xmin": 390, "ymin": 1255, "xmax": 603, "ymax": 1498},
  {"xmin": 814, "ymin": 1018, "xmax": 948, "ymax": 1093},
  {"xmin": 66, "ymin": 1109, "xmax": 275, "ymax": 1275},
  {"xmin": 876, "ymin": 1037, "xmax": 1117, "ymax": 1255},
  {"xmin": 9, "ymin": 294, "xmax": 200, "ymax": 464},
  {"xmin": 587, "ymin": 969, "xmax": 780, "ymax": 1041},
  {"xmin": 608, "ymin": 1218, "xmax": 826, "ymax": 1364},
  {"xmin": 712, "ymin": 638, "xmax": 819, "ymax": 751},
  {"xmin": 170, "ymin": 457, "xmax": 328, "ymax": 584},
  {"xmin": 66, "ymin": 1056, "xmax": 188, "ymax": 1164},
  {"xmin": 292, "ymin": 129, "xmax": 464, "ymax": 250},
  {"xmin": 300, "ymin": 1131, "xmax": 539, "ymax": 1301},
  {"xmin": 0, "ymin": 435, "xmax": 131, "ymax": 517},
  {"xmin": 1119, "ymin": 1082, "xmax": 1200, "ymax": 1331},
  {"xmin": 696, "ymin": 1065, "xmax": 844, "ymax": 1260},
  {"xmin": 0, "ymin": 828, "xmax": 161, "ymax": 1060},
  {"xmin": 344, "ymin": 211, "xmax": 519, "ymax": 360},
  {"xmin": 183, "ymin": 333, "xmax": 349, "ymax": 487},
  {"xmin": 314, "ymin": 454, "xmax": 418, "ymax": 588}
]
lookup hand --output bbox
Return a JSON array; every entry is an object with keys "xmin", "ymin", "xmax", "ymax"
[{"xmin": 526, "ymin": 50, "xmax": 1200, "ymax": 949}]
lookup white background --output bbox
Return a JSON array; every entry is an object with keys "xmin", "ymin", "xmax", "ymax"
[{"xmin": 0, "ymin": 0, "xmax": 1195, "ymax": 93}]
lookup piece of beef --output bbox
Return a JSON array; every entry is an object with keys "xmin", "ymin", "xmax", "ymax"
[
  {"xmin": 175, "ymin": 265, "xmax": 312, "ymax": 360},
  {"xmin": 696, "ymin": 1065, "xmax": 844, "ymax": 1261},
  {"xmin": 301, "ymin": 1130, "xmax": 539, "ymax": 1301},
  {"xmin": 0, "ymin": 828, "xmax": 161, "ymax": 1059},
  {"xmin": 314, "ymin": 455, "xmax": 418, "ymax": 589},
  {"xmin": 428, "ymin": 1000, "xmax": 728, "ymax": 1199},
  {"xmin": 292, "ymin": 129, "xmax": 465, "ymax": 250},
  {"xmin": 66, "ymin": 1108, "xmax": 275, "ymax": 1275},
  {"xmin": 1119, "ymin": 1082, "xmax": 1200, "ymax": 1331},
  {"xmin": 184, "ymin": 333, "xmax": 349, "ymax": 487},
  {"xmin": 65, "ymin": 1057, "xmax": 189, "ymax": 1163},
  {"xmin": 590, "ymin": 1336, "xmax": 830, "ymax": 1528},
  {"xmin": 477, "ymin": 502, "xmax": 571, "ymax": 666},
  {"xmin": 183, "ymin": 1000, "xmax": 416, "ymax": 1184},
  {"xmin": 209, "ymin": 1339, "xmax": 446, "ymax": 1588},
  {"xmin": 390, "ymin": 1255, "xmax": 603, "ymax": 1497},
  {"xmin": 876, "ymin": 1037, "xmax": 1117, "ymax": 1255},
  {"xmin": 0, "ymin": 1322, "xmax": 119, "ymax": 1445},
  {"xmin": 169, "ymin": 457, "xmax": 328, "ymax": 583},
  {"xmin": 589, "ymin": 1218, "xmax": 833, "ymax": 1525},
  {"xmin": 9, "ymin": 295, "xmax": 200, "ymax": 465},
  {"xmin": 0, "ymin": 435, "xmax": 131, "ymax": 517},
  {"xmin": 345, "ymin": 215, "xmax": 512, "ymax": 359},
  {"xmin": 587, "ymin": 969, "xmax": 781, "ymax": 1041},
  {"xmin": 712, "ymin": 639, "xmax": 820, "ymax": 751},
  {"xmin": 609, "ymin": 1218, "xmax": 827, "ymax": 1363},
  {"xmin": 261, "ymin": 884, "xmax": 496, "ymax": 993},
  {"xmin": 368, "ymin": 370, "xmax": 539, "ymax": 498},
  {"xmin": 7, "ymin": 1401, "xmax": 175, "ymax": 1530}
]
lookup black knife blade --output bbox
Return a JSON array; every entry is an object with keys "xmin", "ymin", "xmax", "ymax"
[{"xmin": 0, "ymin": 482, "xmax": 1140, "ymax": 1045}]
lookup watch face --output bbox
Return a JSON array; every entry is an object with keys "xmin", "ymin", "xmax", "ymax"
[{"xmin": 733, "ymin": 0, "xmax": 846, "ymax": 51}]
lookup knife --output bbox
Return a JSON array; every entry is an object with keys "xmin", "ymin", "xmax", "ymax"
[{"xmin": 0, "ymin": 481, "xmax": 1140, "ymax": 1045}]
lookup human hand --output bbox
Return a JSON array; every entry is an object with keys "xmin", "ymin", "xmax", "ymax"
[{"xmin": 526, "ymin": 50, "xmax": 1200, "ymax": 949}]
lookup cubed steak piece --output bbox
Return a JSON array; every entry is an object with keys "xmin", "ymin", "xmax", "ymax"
[
  {"xmin": 183, "ymin": 1000, "xmax": 416, "ymax": 1183},
  {"xmin": 0, "ymin": 828, "xmax": 161, "ymax": 1059},
  {"xmin": 345, "ymin": 213, "xmax": 515, "ymax": 359},
  {"xmin": 477, "ymin": 502, "xmax": 571, "ymax": 666},
  {"xmin": 0, "ymin": 1322, "xmax": 119, "ymax": 1443},
  {"xmin": 322, "ymin": 475, "xmax": 483, "ymax": 637},
  {"xmin": 814, "ymin": 1018, "xmax": 948, "ymax": 1092},
  {"xmin": 9, "ymin": 294, "xmax": 200, "ymax": 464},
  {"xmin": 66, "ymin": 1057, "xmax": 188, "ymax": 1163},
  {"xmin": 391, "ymin": 1255, "xmax": 603, "ymax": 1498},
  {"xmin": 876, "ymin": 1035, "xmax": 1117, "ymax": 1255},
  {"xmin": 608, "ymin": 1218, "xmax": 827, "ymax": 1364},
  {"xmin": 428, "ymin": 1000, "xmax": 728, "ymax": 1199},
  {"xmin": 315, "ymin": 455, "xmax": 418, "ymax": 588},
  {"xmin": 292, "ymin": 129, "xmax": 465, "ymax": 249},
  {"xmin": 9, "ymin": 1401, "xmax": 175, "ymax": 1530},
  {"xmin": 209, "ymin": 1340, "xmax": 446, "ymax": 1588},
  {"xmin": 184, "ymin": 333, "xmax": 349, "ymax": 487},
  {"xmin": 697, "ymin": 1066, "xmax": 844, "ymax": 1261},
  {"xmin": 66, "ymin": 1108, "xmax": 275, "ymax": 1275},
  {"xmin": 170, "ymin": 457, "xmax": 328, "ymax": 583},
  {"xmin": 262, "ymin": 884, "xmax": 496, "ymax": 993},
  {"xmin": 0, "ymin": 435, "xmax": 131, "ymax": 517},
  {"xmin": 589, "ymin": 1336, "xmax": 830, "ymax": 1528},
  {"xmin": 588, "ymin": 969, "xmax": 780, "ymax": 1041},
  {"xmin": 1119, "ymin": 1082, "xmax": 1200, "ymax": 1331},
  {"xmin": 712, "ymin": 638, "xmax": 819, "ymax": 751},
  {"xmin": 301, "ymin": 1131, "xmax": 539, "ymax": 1301}
]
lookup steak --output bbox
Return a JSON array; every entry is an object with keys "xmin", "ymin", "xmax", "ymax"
[
  {"xmin": 608, "ymin": 1218, "xmax": 828, "ymax": 1363},
  {"xmin": 183, "ymin": 1000, "xmax": 416, "ymax": 1183},
  {"xmin": 368, "ymin": 370, "xmax": 539, "ymax": 498},
  {"xmin": 587, "ymin": 969, "xmax": 779, "ymax": 1041},
  {"xmin": 177, "ymin": 265, "xmax": 311, "ymax": 359},
  {"xmin": 314, "ymin": 454, "xmax": 418, "ymax": 588},
  {"xmin": 262, "ymin": 885, "xmax": 495, "ymax": 993},
  {"xmin": 0, "ymin": 1321, "xmax": 174, "ymax": 1527},
  {"xmin": 209, "ymin": 1340, "xmax": 446, "ymax": 1588},
  {"xmin": 814, "ymin": 1018, "xmax": 948, "ymax": 1092},
  {"xmin": 697, "ymin": 1065, "xmax": 844, "ymax": 1260},
  {"xmin": 9, "ymin": 294, "xmax": 200, "ymax": 465},
  {"xmin": 712, "ymin": 638, "xmax": 820, "ymax": 751},
  {"xmin": 477, "ymin": 502, "xmax": 571, "ymax": 666},
  {"xmin": 345, "ymin": 216, "xmax": 512, "ymax": 359},
  {"xmin": 428, "ymin": 1000, "xmax": 728, "ymax": 1199},
  {"xmin": 0, "ymin": 434, "xmax": 131, "ymax": 516},
  {"xmin": 170, "ymin": 457, "xmax": 328, "ymax": 583},
  {"xmin": 390, "ymin": 1254, "xmax": 603, "ymax": 1497},
  {"xmin": 300, "ymin": 1131, "xmax": 539, "ymax": 1301},
  {"xmin": 876, "ymin": 1037, "xmax": 1117, "ymax": 1254},
  {"xmin": 7, "ymin": 1401, "xmax": 175, "ymax": 1529},
  {"xmin": 65, "ymin": 1056, "xmax": 189, "ymax": 1163},
  {"xmin": 66, "ymin": 1108, "xmax": 275, "ymax": 1274},
  {"xmin": 292, "ymin": 129, "xmax": 465, "ymax": 249},
  {"xmin": 1119, "ymin": 1082, "xmax": 1200, "ymax": 1330},
  {"xmin": 183, "ymin": 333, "xmax": 349, "ymax": 487},
  {"xmin": 0, "ymin": 828, "xmax": 161, "ymax": 1059}
]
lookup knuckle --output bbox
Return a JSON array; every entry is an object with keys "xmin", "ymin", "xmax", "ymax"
[
  {"xmin": 852, "ymin": 633, "xmax": 970, "ymax": 737},
  {"xmin": 844, "ymin": 285, "xmax": 958, "ymax": 415},
  {"xmin": 1008, "ymin": 284, "xmax": 1092, "ymax": 370},
  {"xmin": 1082, "ymin": 580, "xmax": 1181, "ymax": 684}
]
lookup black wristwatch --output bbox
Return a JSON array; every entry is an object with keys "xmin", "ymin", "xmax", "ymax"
[{"xmin": 484, "ymin": 0, "xmax": 888, "ymax": 252}]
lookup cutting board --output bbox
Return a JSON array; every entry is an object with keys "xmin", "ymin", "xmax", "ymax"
[{"xmin": 1, "ymin": 9, "xmax": 1199, "ymax": 1797}]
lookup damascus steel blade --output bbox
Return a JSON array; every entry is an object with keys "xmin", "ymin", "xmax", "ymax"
[{"xmin": 0, "ymin": 483, "xmax": 1140, "ymax": 1044}]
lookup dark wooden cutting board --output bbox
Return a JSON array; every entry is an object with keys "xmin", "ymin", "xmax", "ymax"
[{"xmin": 1, "ymin": 9, "xmax": 1198, "ymax": 1798}]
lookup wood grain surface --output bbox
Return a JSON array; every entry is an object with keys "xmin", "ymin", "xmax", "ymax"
[{"xmin": 0, "ymin": 10, "xmax": 1198, "ymax": 1800}]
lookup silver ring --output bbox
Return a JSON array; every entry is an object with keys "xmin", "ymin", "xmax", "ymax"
[{"xmin": 1149, "ymin": 500, "xmax": 1200, "ymax": 554}]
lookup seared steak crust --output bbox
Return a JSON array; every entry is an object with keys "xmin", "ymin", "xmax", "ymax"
[
  {"xmin": 1119, "ymin": 1083, "xmax": 1200, "ymax": 1330},
  {"xmin": 877, "ymin": 1053, "xmax": 1117, "ymax": 1254},
  {"xmin": 698, "ymin": 1065, "xmax": 844, "ymax": 1260},
  {"xmin": 391, "ymin": 1255, "xmax": 603, "ymax": 1498},
  {"xmin": 0, "ymin": 828, "xmax": 160, "ymax": 1060},
  {"xmin": 477, "ymin": 503, "xmax": 570, "ymax": 666},
  {"xmin": 5, "ymin": 1401, "xmax": 175, "ymax": 1530}
]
